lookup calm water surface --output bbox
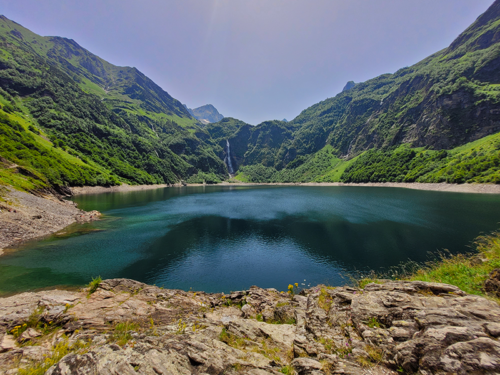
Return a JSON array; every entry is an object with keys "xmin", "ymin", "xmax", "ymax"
[{"xmin": 1, "ymin": 186, "xmax": 500, "ymax": 295}]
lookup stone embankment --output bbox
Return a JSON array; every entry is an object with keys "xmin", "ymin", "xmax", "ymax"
[
  {"xmin": 1, "ymin": 278, "xmax": 499, "ymax": 374},
  {"xmin": 0, "ymin": 187, "xmax": 100, "ymax": 254}
]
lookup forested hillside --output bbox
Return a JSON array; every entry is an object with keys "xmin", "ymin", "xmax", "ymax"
[
  {"xmin": 2, "ymin": 0, "xmax": 500, "ymax": 191},
  {"xmin": 0, "ymin": 15, "xmax": 226, "ymax": 191},
  {"xmin": 218, "ymin": 0, "xmax": 500, "ymax": 184}
]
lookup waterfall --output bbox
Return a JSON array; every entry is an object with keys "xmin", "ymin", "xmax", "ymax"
[{"xmin": 226, "ymin": 139, "xmax": 234, "ymax": 174}]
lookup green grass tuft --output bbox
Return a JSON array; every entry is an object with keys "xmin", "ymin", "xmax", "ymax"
[
  {"xmin": 408, "ymin": 231, "xmax": 500, "ymax": 298},
  {"xmin": 87, "ymin": 276, "xmax": 102, "ymax": 296},
  {"xmin": 358, "ymin": 230, "xmax": 500, "ymax": 302}
]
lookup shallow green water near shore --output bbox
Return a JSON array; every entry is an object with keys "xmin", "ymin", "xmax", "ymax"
[{"xmin": 1, "ymin": 186, "xmax": 500, "ymax": 295}]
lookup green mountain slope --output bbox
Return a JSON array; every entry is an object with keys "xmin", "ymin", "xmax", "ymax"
[
  {"xmin": 227, "ymin": 0, "xmax": 500, "ymax": 183},
  {"xmin": 0, "ymin": 15, "xmax": 227, "ymax": 191},
  {"xmin": 2, "ymin": 0, "xmax": 500, "ymax": 191}
]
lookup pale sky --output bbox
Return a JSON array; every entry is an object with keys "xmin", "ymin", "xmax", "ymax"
[{"xmin": 0, "ymin": 0, "xmax": 494, "ymax": 124}]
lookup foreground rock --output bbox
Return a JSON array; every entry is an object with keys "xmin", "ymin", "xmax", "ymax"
[
  {"xmin": 0, "ymin": 187, "xmax": 100, "ymax": 254},
  {"xmin": 0, "ymin": 279, "xmax": 499, "ymax": 374}
]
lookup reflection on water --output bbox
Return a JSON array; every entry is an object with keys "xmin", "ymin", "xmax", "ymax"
[{"xmin": 1, "ymin": 185, "xmax": 500, "ymax": 295}]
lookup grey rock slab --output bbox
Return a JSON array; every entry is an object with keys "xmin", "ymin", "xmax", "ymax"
[
  {"xmin": 2, "ymin": 278, "xmax": 500, "ymax": 375},
  {"xmin": 291, "ymin": 357, "xmax": 323, "ymax": 374},
  {"xmin": 0, "ymin": 335, "xmax": 16, "ymax": 353}
]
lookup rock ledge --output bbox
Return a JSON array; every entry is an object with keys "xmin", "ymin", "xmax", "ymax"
[{"xmin": 0, "ymin": 279, "xmax": 499, "ymax": 374}]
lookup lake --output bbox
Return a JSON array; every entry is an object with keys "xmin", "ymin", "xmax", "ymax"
[{"xmin": 1, "ymin": 185, "xmax": 500, "ymax": 295}]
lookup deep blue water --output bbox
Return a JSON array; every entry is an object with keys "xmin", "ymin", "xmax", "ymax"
[{"xmin": 1, "ymin": 185, "xmax": 500, "ymax": 295}]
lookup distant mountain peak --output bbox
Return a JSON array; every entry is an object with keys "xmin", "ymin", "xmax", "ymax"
[
  {"xmin": 185, "ymin": 104, "xmax": 224, "ymax": 123},
  {"xmin": 342, "ymin": 81, "xmax": 356, "ymax": 92}
]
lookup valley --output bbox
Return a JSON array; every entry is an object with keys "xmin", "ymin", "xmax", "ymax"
[
  {"xmin": 1, "ymin": 1, "xmax": 500, "ymax": 191},
  {"xmin": 1, "ymin": 2, "xmax": 500, "ymax": 374}
]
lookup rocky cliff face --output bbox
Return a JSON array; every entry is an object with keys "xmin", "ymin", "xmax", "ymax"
[
  {"xmin": 186, "ymin": 104, "xmax": 224, "ymax": 124},
  {"xmin": 1, "ymin": 278, "xmax": 499, "ymax": 374}
]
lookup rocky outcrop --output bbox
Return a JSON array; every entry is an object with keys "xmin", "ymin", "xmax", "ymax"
[
  {"xmin": 342, "ymin": 81, "xmax": 356, "ymax": 92},
  {"xmin": 186, "ymin": 104, "xmax": 224, "ymax": 124},
  {"xmin": 0, "ymin": 279, "xmax": 499, "ymax": 374},
  {"xmin": 0, "ymin": 187, "xmax": 101, "ymax": 254}
]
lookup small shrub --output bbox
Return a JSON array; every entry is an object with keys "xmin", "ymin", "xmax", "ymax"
[
  {"xmin": 321, "ymin": 359, "xmax": 335, "ymax": 374},
  {"xmin": 366, "ymin": 317, "xmax": 382, "ymax": 329},
  {"xmin": 280, "ymin": 365, "xmax": 294, "ymax": 374},
  {"xmin": 358, "ymin": 278, "xmax": 384, "ymax": 289},
  {"xmin": 318, "ymin": 288, "xmax": 333, "ymax": 312},
  {"xmin": 366, "ymin": 345, "xmax": 383, "ymax": 362},
  {"xmin": 112, "ymin": 321, "xmax": 139, "ymax": 346},
  {"xmin": 219, "ymin": 328, "xmax": 246, "ymax": 350},
  {"xmin": 18, "ymin": 337, "xmax": 89, "ymax": 375},
  {"xmin": 176, "ymin": 319, "xmax": 187, "ymax": 334},
  {"xmin": 287, "ymin": 283, "xmax": 299, "ymax": 297},
  {"xmin": 87, "ymin": 276, "xmax": 102, "ymax": 296},
  {"xmin": 357, "ymin": 345, "xmax": 384, "ymax": 367},
  {"xmin": 356, "ymin": 356, "xmax": 373, "ymax": 368}
]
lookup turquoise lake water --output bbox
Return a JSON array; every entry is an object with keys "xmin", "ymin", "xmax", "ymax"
[{"xmin": 1, "ymin": 185, "xmax": 500, "ymax": 295}]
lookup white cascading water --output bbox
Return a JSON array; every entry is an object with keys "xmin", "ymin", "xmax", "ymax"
[{"xmin": 226, "ymin": 139, "xmax": 234, "ymax": 174}]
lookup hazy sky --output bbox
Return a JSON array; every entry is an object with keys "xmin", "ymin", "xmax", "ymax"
[{"xmin": 0, "ymin": 0, "xmax": 494, "ymax": 124}]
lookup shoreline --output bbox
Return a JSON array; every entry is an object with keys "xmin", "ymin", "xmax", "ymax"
[
  {"xmin": 3, "ymin": 181, "xmax": 499, "ymax": 255},
  {"xmin": 71, "ymin": 181, "xmax": 500, "ymax": 195},
  {"xmin": 70, "ymin": 183, "xmax": 172, "ymax": 195},
  {"xmin": 0, "ymin": 187, "xmax": 100, "ymax": 256}
]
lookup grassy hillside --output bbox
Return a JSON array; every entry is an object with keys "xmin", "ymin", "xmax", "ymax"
[
  {"xmin": 3, "ymin": 0, "xmax": 500, "ymax": 190},
  {"xmin": 234, "ymin": 134, "xmax": 500, "ymax": 184},
  {"xmin": 227, "ymin": 1, "xmax": 500, "ymax": 182},
  {"xmin": 341, "ymin": 134, "xmax": 500, "ymax": 184},
  {"xmin": 0, "ymin": 108, "xmax": 117, "ymax": 192},
  {"xmin": 0, "ymin": 15, "xmax": 228, "ymax": 191}
]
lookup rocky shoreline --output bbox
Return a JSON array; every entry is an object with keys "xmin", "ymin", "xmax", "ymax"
[
  {"xmin": 0, "ymin": 278, "xmax": 499, "ymax": 374},
  {"xmin": 71, "ymin": 182, "xmax": 500, "ymax": 196},
  {"xmin": 70, "ymin": 184, "xmax": 172, "ymax": 196},
  {"xmin": 0, "ymin": 187, "xmax": 100, "ymax": 255}
]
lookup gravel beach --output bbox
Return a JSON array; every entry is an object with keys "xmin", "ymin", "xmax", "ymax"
[{"xmin": 72, "ymin": 181, "xmax": 500, "ymax": 195}]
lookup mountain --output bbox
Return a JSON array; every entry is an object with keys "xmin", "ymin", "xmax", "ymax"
[
  {"xmin": 0, "ymin": 15, "xmax": 227, "ymax": 191},
  {"xmin": 226, "ymin": 0, "xmax": 500, "ymax": 184},
  {"xmin": 185, "ymin": 104, "xmax": 224, "ymax": 124},
  {"xmin": 342, "ymin": 81, "xmax": 356, "ymax": 92},
  {"xmin": 2, "ymin": 1, "xmax": 500, "ymax": 191}
]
